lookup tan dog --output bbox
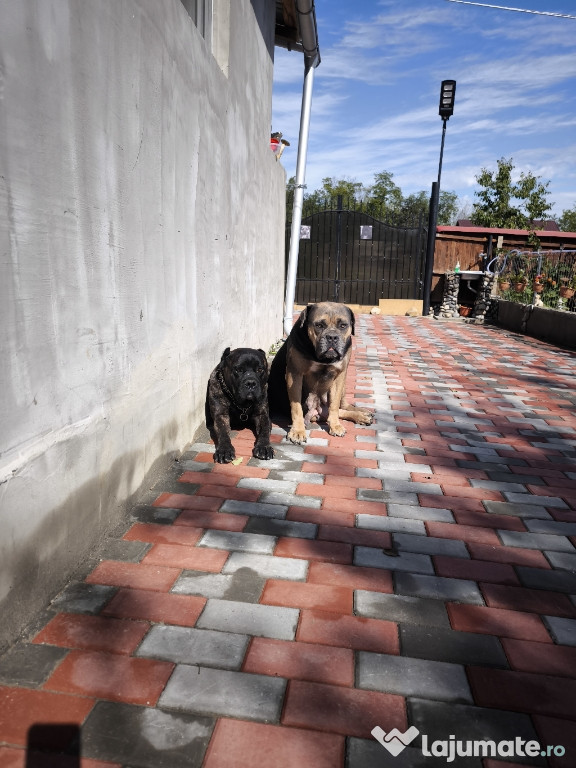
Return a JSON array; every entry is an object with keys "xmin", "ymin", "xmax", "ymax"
[{"xmin": 268, "ymin": 302, "xmax": 373, "ymax": 444}]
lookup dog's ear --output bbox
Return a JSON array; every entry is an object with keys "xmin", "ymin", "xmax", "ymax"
[
  {"xmin": 348, "ymin": 307, "xmax": 356, "ymax": 335},
  {"xmin": 257, "ymin": 349, "xmax": 268, "ymax": 370},
  {"xmin": 220, "ymin": 347, "xmax": 231, "ymax": 361},
  {"xmin": 299, "ymin": 304, "xmax": 313, "ymax": 328}
]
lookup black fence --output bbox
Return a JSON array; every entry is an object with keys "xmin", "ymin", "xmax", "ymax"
[{"xmin": 287, "ymin": 196, "xmax": 427, "ymax": 305}]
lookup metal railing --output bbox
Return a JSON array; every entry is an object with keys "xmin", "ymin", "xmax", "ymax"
[{"xmin": 487, "ymin": 249, "xmax": 576, "ymax": 312}]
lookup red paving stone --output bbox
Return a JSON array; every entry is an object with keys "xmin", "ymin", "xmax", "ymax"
[
  {"xmin": 274, "ymin": 537, "xmax": 353, "ymax": 564},
  {"xmin": 297, "ymin": 608, "xmax": 399, "ymax": 653},
  {"xmin": 261, "ymin": 580, "xmax": 353, "ymax": 614},
  {"xmin": 85, "ymin": 561, "xmax": 180, "ymax": 591},
  {"xmin": 142, "ymin": 542, "xmax": 228, "ymax": 571},
  {"xmin": 43, "ymin": 650, "xmax": 173, "ymax": 706},
  {"xmin": 447, "ymin": 604, "xmax": 552, "ymax": 642},
  {"xmin": 467, "ymin": 666, "xmax": 576, "ymax": 720},
  {"xmin": 467, "ymin": 541, "xmax": 551, "ymax": 569},
  {"xmin": 123, "ymin": 522, "xmax": 203, "ymax": 546},
  {"xmin": 282, "ymin": 680, "xmax": 406, "ymax": 738},
  {"xmin": 0, "ymin": 687, "xmax": 95, "ymax": 747},
  {"xmin": 307, "ymin": 561, "xmax": 393, "ymax": 593},
  {"xmin": 243, "ymin": 637, "xmax": 354, "ymax": 687},
  {"xmin": 203, "ymin": 719, "xmax": 345, "ymax": 768},
  {"xmin": 481, "ymin": 583, "xmax": 576, "ymax": 618},
  {"xmin": 101, "ymin": 587, "xmax": 206, "ymax": 626},
  {"xmin": 32, "ymin": 613, "xmax": 149, "ymax": 654},
  {"xmin": 501, "ymin": 638, "xmax": 576, "ymax": 677},
  {"xmin": 433, "ymin": 555, "xmax": 520, "ymax": 586}
]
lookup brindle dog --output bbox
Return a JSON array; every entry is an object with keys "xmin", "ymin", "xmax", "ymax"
[
  {"xmin": 206, "ymin": 347, "xmax": 274, "ymax": 463},
  {"xmin": 268, "ymin": 302, "xmax": 373, "ymax": 444}
]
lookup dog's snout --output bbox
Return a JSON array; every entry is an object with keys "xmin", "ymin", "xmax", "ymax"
[
  {"xmin": 244, "ymin": 378, "xmax": 258, "ymax": 390},
  {"xmin": 324, "ymin": 333, "xmax": 340, "ymax": 347}
]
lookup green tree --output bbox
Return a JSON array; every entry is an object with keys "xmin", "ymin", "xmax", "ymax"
[
  {"xmin": 364, "ymin": 171, "xmax": 403, "ymax": 218},
  {"xmin": 558, "ymin": 205, "xmax": 576, "ymax": 232},
  {"xmin": 471, "ymin": 157, "xmax": 552, "ymax": 230}
]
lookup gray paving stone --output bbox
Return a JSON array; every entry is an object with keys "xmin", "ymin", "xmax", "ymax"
[
  {"xmin": 354, "ymin": 546, "xmax": 434, "ymax": 574},
  {"xmin": 131, "ymin": 505, "xmax": 181, "ymax": 524},
  {"xmin": 269, "ymin": 470, "xmax": 324, "ymax": 484},
  {"xmin": 172, "ymin": 569, "xmax": 265, "ymax": 602},
  {"xmin": 179, "ymin": 460, "xmax": 212, "ymax": 472},
  {"xmin": 457, "ymin": 460, "xmax": 525, "ymax": 472},
  {"xmin": 358, "ymin": 652, "xmax": 472, "ymax": 703},
  {"xmin": 498, "ymin": 530, "xmax": 576, "ymax": 553},
  {"xmin": 82, "ymin": 700, "xmax": 214, "ymax": 768},
  {"xmin": 159, "ymin": 665, "xmax": 286, "ymax": 722},
  {"xmin": 357, "ymin": 489, "xmax": 420, "ymax": 505},
  {"xmin": 99, "ymin": 539, "xmax": 151, "ymax": 562},
  {"xmin": 137, "ymin": 625, "xmax": 249, "ymax": 669},
  {"xmin": 356, "ymin": 467, "xmax": 412, "ymax": 481},
  {"xmin": 395, "ymin": 572, "xmax": 484, "ymax": 605},
  {"xmin": 244, "ymin": 516, "xmax": 317, "ymax": 539},
  {"xmin": 543, "ymin": 616, "xmax": 576, "ymax": 646},
  {"xmin": 196, "ymin": 598, "xmax": 299, "ymax": 640},
  {"xmin": 357, "ymin": 515, "xmax": 426, "ymax": 535},
  {"xmin": 483, "ymin": 500, "xmax": 551, "ymax": 519},
  {"xmin": 220, "ymin": 499, "xmax": 288, "ymax": 519},
  {"xmin": 237, "ymin": 477, "xmax": 297, "ymax": 493},
  {"xmin": 383, "ymin": 480, "xmax": 443, "ymax": 495},
  {"xmin": 399, "ymin": 625, "xmax": 508, "ymax": 667},
  {"xmin": 525, "ymin": 519, "xmax": 576, "ymax": 536},
  {"xmin": 259, "ymin": 491, "xmax": 322, "ymax": 508},
  {"xmin": 355, "ymin": 591, "xmax": 450, "ymax": 628},
  {"xmin": 516, "ymin": 566, "xmax": 576, "ymax": 594},
  {"xmin": 0, "ymin": 643, "xmax": 68, "ymax": 686},
  {"xmin": 347, "ymin": 739, "xmax": 432, "ymax": 768},
  {"xmin": 222, "ymin": 552, "xmax": 308, "ymax": 581},
  {"xmin": 387, "ymin": 504, "xmax": 454, "ymax": 523},
  {"xmin": 393, "ymin": 533, "xmax": 469, "ymax": 558},
  {"xmin": 198, "ymin": 530, "xmax": 276, "ymax": 554},
  {"xmin": 470, "ymin": 479, "xmax": 528, "ymax": 493},
  {"xmin": 545, "ymin": 551, "xmax": 576, "ymax": 570},
  {"xmin": 503, "ymin": 492, "xmax": 568, "ymax": 509},
  {"xmin": 50, "ymin": 582, "xmax": 117, "ymax": 614},
  {"xmin": 409, "ymin": 699, "xmax": 545, "ymax": 767}
]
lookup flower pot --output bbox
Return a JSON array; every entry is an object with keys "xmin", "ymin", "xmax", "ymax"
[
  {"xmin": 560, "ymin": 286, "xmax": 575, "ymax": 299},
  {"xmin": 458, "ymin": 306, "xmax": 473, "ymax": 317},
  {"xmin": 533, "ymin": 283, "xmax": 544, "ymax": 293},
  {"xmin": 498, "ymin": 280, "xmax": 510, "ymax": 291},
  {"xmin": 513, "ymin": 281, "xmax": 527, "ymax": 292}
]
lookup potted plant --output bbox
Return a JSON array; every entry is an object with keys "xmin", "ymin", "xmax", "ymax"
[
  {"xmin": 559, "ymin": 276, "xmax": 576, "ymax": 299},
  {"xmin": 510, "ymin": 272, "xmax": 528, "ymax": 292},
  {"xmin": 497, "ymin": 275, "xmax": 511, "ymax": 291},
  {"xmin": 532, "ymin": 274, "xmax": 544, "ymax": 293}
]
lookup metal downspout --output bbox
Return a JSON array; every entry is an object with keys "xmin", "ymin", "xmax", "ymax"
[
  {"xmin": 282, "ymin": 1, "xmax": 320, "ymax": 336},
  {"xmin": 283, "ymin": 60, "xmax": 315, "ymax": 334}
]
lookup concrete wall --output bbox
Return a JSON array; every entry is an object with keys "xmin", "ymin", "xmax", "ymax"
[
  {"xmin": 496, "ymin": 301, "xmax": 576, "ymax": 350},
  {"xmin": 0, "ymin": 0, "xmax": 286, "ymax": 650}
]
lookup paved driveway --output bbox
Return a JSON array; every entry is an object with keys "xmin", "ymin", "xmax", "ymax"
[{"xmin": 1, "ymin": 315, "xmax": 575, "ymax": 767}]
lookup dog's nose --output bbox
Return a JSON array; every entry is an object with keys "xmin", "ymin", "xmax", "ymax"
[
  {"xmin": 324, "ymin": 333, "xmax": 340, "ymax": 347},
  {"xmin": 244, "ymin": 379, "xmax": 257, "ymax": 390}
]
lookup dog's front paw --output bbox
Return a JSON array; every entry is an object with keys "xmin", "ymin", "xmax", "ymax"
[
  {"xmin": 214, "ymin": 444, "xmax": 236, "ymax": 463},
  {"xmin": 253, "ymin": 444, "xmax": 274, "ymax": 460},
  {"xmin": 328, "ymin": 422, "xmax": 347, "ymax": 437},
  {"xmin": 287, "ymin": 427, "xmax": 307, "ymax": 445},
  {"xmin": 357, "ymin": 409, "xmax": 374, "ymax": 425}
]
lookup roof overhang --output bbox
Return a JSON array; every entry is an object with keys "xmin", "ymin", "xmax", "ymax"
[{"xmin": 275, "ymin": 0, "xmax": 320, "ymax": 67}]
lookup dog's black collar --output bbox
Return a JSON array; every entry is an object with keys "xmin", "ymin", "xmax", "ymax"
[{"xmin": 217, "ymin": 371, "xmax": 252, "ymax": 421}]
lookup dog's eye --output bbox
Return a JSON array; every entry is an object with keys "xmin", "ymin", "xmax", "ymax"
[
  {"xmin": 233, "ymin": 367, "xmax": 241, "ymax": 375},
  {"xmin": 338, "ymin": 322, "xmax": 348, "ymax": 330},
  {"xmin": 314, "ymin": 321, "xmax": 326, "ymax": 329}
]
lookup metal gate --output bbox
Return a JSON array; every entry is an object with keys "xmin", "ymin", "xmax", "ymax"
[{"xmin": 288, "ymin": 196, "xmax": 427, "ymax": 305}]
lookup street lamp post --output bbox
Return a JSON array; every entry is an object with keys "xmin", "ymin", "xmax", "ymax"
[{"xmin": 422, "ymin": 80, "xmax": 457, "ymax": 316}]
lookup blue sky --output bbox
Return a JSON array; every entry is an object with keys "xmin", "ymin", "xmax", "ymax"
[{"xmin": 272, "ymin": 0, "xmax": 576, "ymax": 218}]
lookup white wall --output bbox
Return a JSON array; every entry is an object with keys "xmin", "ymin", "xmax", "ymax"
[{"xmin": 0, "ymin": 0, "xmax": 286, "ymax": 650}]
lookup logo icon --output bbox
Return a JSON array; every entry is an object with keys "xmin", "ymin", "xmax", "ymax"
[{"xmin": 372, "ymin": 726, "xmax": 420, "ymax": 757}]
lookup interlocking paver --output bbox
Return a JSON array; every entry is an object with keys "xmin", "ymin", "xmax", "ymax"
[
  {"xmin": 196, "ymin": 598, "xmax": 299, "ymax": 640},
  {"xmin": 4, "ymin": 315, "xmax": 576, "ymax": 766},
  {"xmin": 159, "ymin": 665, "xmax": 286, "ymax": 721},
  {"xmin": 357, "ymin": 651, "xmax": 473, "ymax": 703}
]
